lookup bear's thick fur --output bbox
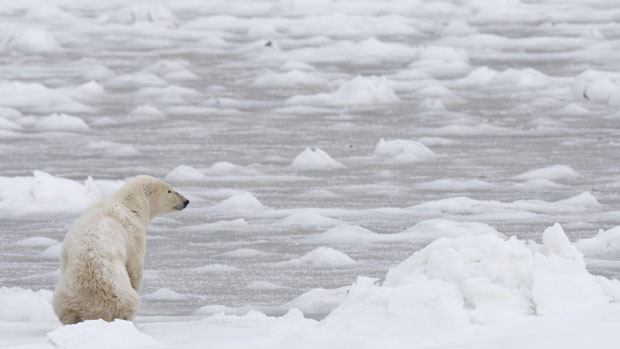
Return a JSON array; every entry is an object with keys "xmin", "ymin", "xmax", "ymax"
[{"xmin": 52, "ymin": 175, "xmax": 188, "ymax": 325}]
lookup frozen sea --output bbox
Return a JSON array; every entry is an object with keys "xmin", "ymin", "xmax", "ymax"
[{"xmin": 2, "ymin": 0, "xmax": 620, "ymax": 348}]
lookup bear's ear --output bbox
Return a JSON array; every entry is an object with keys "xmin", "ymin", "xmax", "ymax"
[{"xmin": 143, "ymin": 180, "xmax": 153, "ymax": 196}]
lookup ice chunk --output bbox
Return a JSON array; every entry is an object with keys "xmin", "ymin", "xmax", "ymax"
[{"xmin": 290, "ymin": 147, "xmax": 344, "ymax": 171}]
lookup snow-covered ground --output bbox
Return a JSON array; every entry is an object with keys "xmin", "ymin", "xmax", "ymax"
[{"xmin": 2, "ymin": 0, "xmax": 620, "ymax": 347}]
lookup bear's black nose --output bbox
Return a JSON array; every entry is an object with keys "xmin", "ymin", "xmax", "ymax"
[{"xmin": 183, "ymin": 200, "xmax": 189, "ymax": 207}]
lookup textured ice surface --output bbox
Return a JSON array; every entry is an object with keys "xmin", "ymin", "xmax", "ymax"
[{"xmin": 2, "ymin": 0, "xmax": 620, "ymax": 347}]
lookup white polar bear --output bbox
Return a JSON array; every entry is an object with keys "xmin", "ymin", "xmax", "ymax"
[{"xmin": 52, "ymin": 175, "xmax": 189, "ymax": 325}]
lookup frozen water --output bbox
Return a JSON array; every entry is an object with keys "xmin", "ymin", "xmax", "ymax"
[{"xmin": 2, "ymin": 0, "xmax": 620, "ymax": 347}]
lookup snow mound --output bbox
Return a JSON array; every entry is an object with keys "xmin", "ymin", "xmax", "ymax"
[
  {"xmin": 34, "ymin": 113, "xmax": 90, "ymax": 132},
  {"xmin": 129, "ymin": 105, "xmax": 167, "ymax": 120},
  {"xmin": 312, "ymin": 223, "xmax": 619, "ymax": 345},
  {"xmin": 0, "ymin": 81, "xmax": 93, "ymax": 114},
  {"xmin": 204, "ymin": 161, "xmax": 260, "ymax": 176},
  {"xmin": 281, "ymin": 247, "xmax": 356, "ymax": 268},
  {"xmin": 220, "ymin": 248, "xmax": 271, "ymax": 259},
  {"xmin": 107, "ymin": 3, "xmax": 178, "ymax": 28},
  {"xmin": 2, "ymin": 28, "xmax": 63, "ymax": 54},
  {"xmin": 489, "ymin": 68, "xmax": 551, "ymax": 87},
  {"xmin": 575, "ymin": 226, "xmax": 620, "ymax": 260},
  {"xmin": 30, "ymin": 171, "xmax": 101, "ymax": 204},
  {"xmin": 287, "ymin": 76, "xmax": 399, "ymax": 106},
  {"xmin": 418, "ymin": 98, "xmax": 446, "ymax": 112},
  {"xmin": 165, "ymin": 165, "xmax": 207, "ymax": 182},
  {"xmin": 572, "ymin": 70, "xmax": 620, "ymax": 104},
  {"xmin": 247, "ymin": 281, "xmax": 282, "ymax": 290},
  {"xmin": 418, "ymin": 179, "xmax": 492, "ymax": 191},
  {"xmin": 210, "ymin": 192, "xmax": 266, "ymax": 212},
  {"xmin": 0, "ymin": 287, "xmax": 57, "ymax": 323},
  {"xmin": 192, "ymin": 264, "xmax": 240, "ymax": 273},
  {"xmin": 306, "ymin": 224, "xmax": 382, "ymax": 244},
  {"xmin": 401, "ymin": 219, "xmax": 502, "ymax": 241},
  {"xmin": 0, "ymin": 116, "xmax": 22, "ymax": 130},
  {"xmin": 373, "ymin": 138, "xmax": 435, "ymax": 163},
  {"xmin": 515, "ymin": 165, "xmax": 577, "ymax": 181},
  {"xmin": 278, "ymin": 210, "xmax": 341, "ymax": 227},
  {"xmin": 48, "ymin": 319, "xmax": 163, "ymax": 349},
  {"xmin": 283, "ymin": 286, "xmax": 349, "ymax": 316},
  {"xmin": 41, "ymin": 243, "xmax": 62, "ymax": 260},
  {"xmin": 252, "ymin": 70, "xmax": 327, "ymax": 88},
  {"xmin": 88, "ymin": 141, "xmax": 141, "ymax": 157},
  {"xmin": 143, "ymin": 288, "xmax": 187, "ymax": 301},
  {"xmin": 70, "ymin": 81, "xmax": 106, "ymax": 103},
  {"xmin": 16, "ymin": 236, "xmax": 59, "ymax": 248},
  {"xmin": 290, "ymin": 147, "xmax": 344, "ymax": 171}
]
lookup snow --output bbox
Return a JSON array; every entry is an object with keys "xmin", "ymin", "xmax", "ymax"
[
  {"xmin": 48, "ymin": 319, "xmax": 163, "ymax": 349},
  {"xmin": 373, "ymin": 138, "xmax": 435, "ymax": 163},
  {"xmin": 287, "ymin": 76, "xmax": 399, "ymax": 106},
  {"xmin": 289, "ymin": 147, "xmax": 344, "ymax": 171},
  {"xmin": 16, "ymin": 236, "xmax": 59, "ymax": 248},
  {"xmin": 33, "ymin": 113, "xmax": 90, "ymax": 132},
  {"xmin": 280, "ymin": 247, "xmax": 356, "ymax": 268},
  {"xmin": 143, "ymin": 288, "xmax": 188, "ymax": 301},
  {"xmin": 209, "ymin": 192, "xmax": 266, "ymax": 213},
  {"xmin": 515, "ymin": 165, "xmax": 577, "ymax": 181},
  {"xmin": 0, "ymin": 287, "xmax": 57, "ymax": 323},
  {"xmin": 4, "ymin": 0, "xmax": 620, "ymax": 347}
]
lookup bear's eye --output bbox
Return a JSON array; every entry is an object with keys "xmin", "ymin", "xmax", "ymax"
[{"xmin": 168, "ymin": 190, "xmax": 171, "ymax": 193}]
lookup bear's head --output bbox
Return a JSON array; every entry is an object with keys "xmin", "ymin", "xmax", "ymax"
[{"xmin": 136, "ymin": 175, "xmax": 189, "ymax": 217}]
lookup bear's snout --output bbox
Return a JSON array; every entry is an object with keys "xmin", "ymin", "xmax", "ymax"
[{"xmin": 174, "ymin": 196, "xmax": 189, "ymax": 210}]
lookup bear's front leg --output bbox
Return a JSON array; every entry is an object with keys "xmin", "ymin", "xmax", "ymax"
[{"xmin": 126, "ymin": 261, "xmax": 143, "ymax": 291}]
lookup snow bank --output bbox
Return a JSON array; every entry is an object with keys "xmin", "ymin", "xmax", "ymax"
[
  {"xmin": 48, "ymin": 319, "xmax": 163, "ymax": 349},
  {"xmin": 287, "ymin": 76, "xmax": 399, "ymax": 106},
  {"xmin": 280, "ymin": 247, "xmax": 356, "ymax": 268},
  {"xmin": 34, "ymin": 113, "xmax": 90, "ymax": 132},
  {"xmin": 0, "ymin": 287, "xmax": 57, "ymax": 323},
  {"xmin": 515, "ymin": 165, "xmax": 577, "ymax": 181},
  {"xmin": 373, "ymin": 138, "xmax": 435, "ymax": 163},
  {"xmin": 289, "ymin": 147, "xmax": 344, "ymax": 171}
]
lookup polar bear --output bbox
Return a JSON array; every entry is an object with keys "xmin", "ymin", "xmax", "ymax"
[{"xmin": 52, "ymin": 175, "xmax": 189, "ymax": 325}]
